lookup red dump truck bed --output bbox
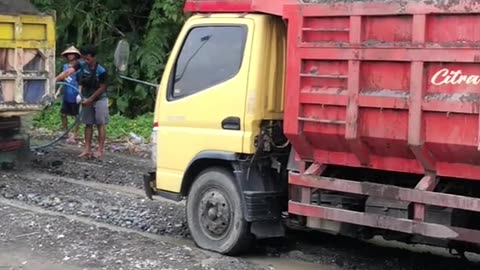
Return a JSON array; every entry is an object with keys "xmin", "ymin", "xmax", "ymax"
[{"xmin": 283, "ymin": 1, "xmax": 480, "ymax": 182}]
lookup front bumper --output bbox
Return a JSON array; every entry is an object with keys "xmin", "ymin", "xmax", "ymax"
[{"xmin": 142, "ymin": 171, "xmax": 183, "ymax": 202}]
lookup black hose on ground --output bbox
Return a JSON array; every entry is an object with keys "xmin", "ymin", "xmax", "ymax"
[{"xmin": 30, "ymin": 82, "xmax": 83, "ymax": 151}]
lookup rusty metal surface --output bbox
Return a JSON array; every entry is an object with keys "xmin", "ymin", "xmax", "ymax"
[
  {"xmin": 0, "ymin": 111, "xmax": 41, "ymax": 118},
  {"xmin": 0, "ymin": 48, "xmax": 53, "ymax": 109},
  {"xmin": 413, "ymin": 174, "xmax": 439, "ymax": 221},
  {"xmin": 0, "ymin": 116, "xmax": 20, "ymax": 131},
  {"xmin": 289, "ymin": 173, "xmax": 480, "ymax": 213},
  {"xmin": 0, "ymin": 104, "xmax": 45, "ymax": 110},
  {"xmin": 0, "ymin": 139, "xmax": 24, "ymax": 152},
  {"xmin": 304, "ymin": 163, "xmax": 326, "ymax": 175},
  {"xmin": 289, "ymin": 201, "xmax": 480, "ymax": 244},
  {"xmin": 0, "ymin": 13, "xmax": 55, "ymax": 114}
]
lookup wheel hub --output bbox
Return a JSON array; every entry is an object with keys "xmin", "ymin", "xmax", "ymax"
[{"xmin": 199, "ymin": 189, "xmax": 231, "ymax": 238}]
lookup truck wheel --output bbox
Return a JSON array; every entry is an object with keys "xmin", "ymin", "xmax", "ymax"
[{"xmin": 186, "ymin": 167, "xmax": 252, "ymax": 255}]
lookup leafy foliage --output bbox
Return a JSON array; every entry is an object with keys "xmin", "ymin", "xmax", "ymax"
[
  {"xmin": 31, "ymin": 0, "xmax": 186, "ymax": 117},
  {"xmin": 33, "ymin": 101, "xmax": 154, "ymax": 140}
]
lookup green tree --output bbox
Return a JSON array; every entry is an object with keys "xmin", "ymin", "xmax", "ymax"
[{"xmin": 31, "ymin": 0, "xmax": 185, "ymax": 117}]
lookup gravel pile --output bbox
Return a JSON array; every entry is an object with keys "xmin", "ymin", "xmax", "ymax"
[
  {"xmin": 0, "ymin": 173, "xmax": 190, "ymax": 239},
  {"xmin": 0, "ymin": 204, "xmax": 268, "ymax": 270}
]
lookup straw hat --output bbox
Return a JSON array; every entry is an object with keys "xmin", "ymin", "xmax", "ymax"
[{"xmin": 61, "ymin": 46, "xmax": 80, "ymax": 57}]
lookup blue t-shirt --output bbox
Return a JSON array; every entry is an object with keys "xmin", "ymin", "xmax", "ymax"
[
  {"xmin": 62, "ymin": 63, "xmax": 79, "ymax": 103},
  {"xmin": 73, "ymin": 60, "xmax": 108, "ymax": 99}
]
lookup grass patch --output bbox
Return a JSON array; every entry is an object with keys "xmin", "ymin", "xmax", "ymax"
[{"xmin": 33, "ymin": 102, "xmax": 153, "ymax": 140}]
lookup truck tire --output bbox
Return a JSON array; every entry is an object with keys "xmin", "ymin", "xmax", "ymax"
[{"xmin": 186, "ymin": 167, "xmax": 252, "ymax": 255}]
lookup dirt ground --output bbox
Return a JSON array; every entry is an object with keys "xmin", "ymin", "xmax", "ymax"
[
  {"xmin": 0, "ymin": 200, "xmax": 266, "ymax": 270},
  {"xmin": 1, "ymin": 143, "xmax": 479, "ymax": 270}
]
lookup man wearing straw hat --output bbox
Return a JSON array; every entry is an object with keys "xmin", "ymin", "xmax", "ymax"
[
  {"xmin": 58, "ymin": 45, "xmax": 81, "ymax": 144},
  {"xmin": 56, "ymin": 45, "xmax": 109, "ymax": 159}
]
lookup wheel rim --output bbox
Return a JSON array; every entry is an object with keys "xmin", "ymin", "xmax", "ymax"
[{"xmin": 198, "ymin": 187, "xmax": 232, "ymax": 240}]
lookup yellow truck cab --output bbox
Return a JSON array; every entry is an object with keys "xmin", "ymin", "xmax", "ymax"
[
  {"xmin": 153, "ymin": 13, "xmax": 286, "ymax": 193},
  {"xmin": 117, "ymin": 12, "xmax": 290, "ymax": 255}
]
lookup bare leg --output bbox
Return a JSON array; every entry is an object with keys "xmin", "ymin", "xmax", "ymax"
[
  {"xmin": 61, "ymin": 113, "xmax": 68, "ymax": 131},
  {"xmin": 79, "ymin": 124, "xmax": 93, "ymax": 158},
  {"xmin": 67, "ymin": 118, "xmax": 80, "ymax": 144},
  {"xmin": 95, "ymin": 124, "xmax": 106, "ymax": 158}
]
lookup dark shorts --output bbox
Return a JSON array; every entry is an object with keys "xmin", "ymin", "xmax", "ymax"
[
  {"xmin": 61, "ymin": 101, "xmax": 80, "ymax": 116},
  {"xmin": 81, "ymin": 97, "xmax": 109, "ymax": 125}
]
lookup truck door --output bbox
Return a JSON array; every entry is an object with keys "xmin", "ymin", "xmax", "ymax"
[{"xmin": 155, "ymin": 17, "xmax": 254, "ymax": 193}]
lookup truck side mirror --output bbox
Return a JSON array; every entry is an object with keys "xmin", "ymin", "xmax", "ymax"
[
  {"xmin": 113, "ymin": 39, "xmax": 158, "ymax": 88},
  {"xmin": 114, "ymin": 39, "xmax": 130, "ymax": 73}
]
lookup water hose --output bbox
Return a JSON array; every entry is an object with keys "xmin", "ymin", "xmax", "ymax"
[{"xmin": 29, "ymin": 82, "xmax": 83, "ymax": 151}]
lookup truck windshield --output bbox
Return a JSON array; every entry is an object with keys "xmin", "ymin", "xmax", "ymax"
[
  {"xmin": 174, "ymin": 34, "xmax": 211, "ymax": 83},
  {"xmin": 171, "ymin": 26, "xmax": 247, "ymax": 99}
]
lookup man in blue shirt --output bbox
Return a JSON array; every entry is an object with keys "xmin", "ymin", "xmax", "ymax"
[
  {"xmin": 59, "ymin": 46, "xmax": 81, "ymax": 144},
  {"xmin": 56, "ymin": 45, "xmax": 109, "ymax": 159}
]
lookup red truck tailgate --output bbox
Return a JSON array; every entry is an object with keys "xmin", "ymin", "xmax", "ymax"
[{"xmin": 283, "ymin": 1, "xmax": 480, "ymax": 180}]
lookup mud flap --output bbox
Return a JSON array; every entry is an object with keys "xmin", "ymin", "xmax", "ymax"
[
  {"xmin": 143, "ymin": 172, "xmax": 156, "ymax": 200},
  {"xmin": 250, "ymin": 220, "xmax": 285, "ymax": 239},
  {"xmin": 243, "ymin": 191, "xmax": 286, "ymax": 238}
]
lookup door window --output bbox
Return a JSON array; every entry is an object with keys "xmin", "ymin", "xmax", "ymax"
[{"xmin": 170, "ymin": 26, "xmax": 247, "ymax": 99}]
